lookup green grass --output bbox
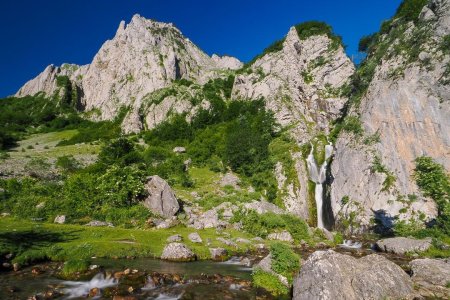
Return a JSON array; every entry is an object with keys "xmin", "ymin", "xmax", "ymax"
[
  {"xmin": 0, "ymin": 217, "xmax": 260, "ymax": 270},
  {"xmin": 6, "ymin": 130, "xmax": 100, "ymax": 159}
]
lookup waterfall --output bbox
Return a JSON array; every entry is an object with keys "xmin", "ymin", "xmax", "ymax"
[{"xmin": 306, "ymin": 140, "xmax": 333, "ymax": 229}]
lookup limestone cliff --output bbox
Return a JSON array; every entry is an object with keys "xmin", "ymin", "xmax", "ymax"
[
  {"xmin": 330, "ymin": 0, "xmax": 450, "ymax": 232},
  {"xmin": 16, "ymin": 14, "xmax": 242, "ymax": 133}
]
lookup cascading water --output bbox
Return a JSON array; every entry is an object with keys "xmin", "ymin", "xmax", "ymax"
[
  {"xmin": 62, "ymin": 273, "xmax": 117, "ymax": 299},
  {"xmin": 306, "ymin": 140, "xmax": 333, "ymax": 229}
]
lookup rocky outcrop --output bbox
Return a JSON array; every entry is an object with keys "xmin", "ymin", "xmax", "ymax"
[
  {"xmin": 143, "ymin": 175, "xmax": 179, "ymax": 218},
  {"xmin": 410, "ymin": 258, "xmax": 450, "ymax": 299},
  {"xmin": 16, "ymin": 15, "xmax": 242, "ymax": 133},
  {"xmin": 186, "ymin": 202, "xmax": 238, "ymax": 229},
  {"xmin": 243, "ymin": 200, "xmax": 284, "ymax": 215},
  {"xmin": 330, "ymin": 0, "xmax": 450, "ymax": 231},
  {"xmin": 293, "ymin": 250, "xmax": 416, "ymax": 300},
  {"xmin": 161, "ymin": 243, "xmax": 196, "ymax": 261},
  {"xmin": 267, "ymin": 231, "xmax": 294, "ymax": 243},
  {"xmin": 376, "ymin": 237, "xmax": 432, "ymax": 255},
  {"xmin": 218, "ymin": 172, "xmax": 241, "ymax": 190},
  {"xmin": 54, "ymin": 215, "xmax": 66, "ymax": 224}
]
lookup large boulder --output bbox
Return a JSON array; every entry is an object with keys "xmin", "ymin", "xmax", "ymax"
[
  {"xmin": 375, "ymin": 237, "xmax": 432, "ymax": 255},
  {"xmin": 161, "ymin": 243, "xmax": 196, "ymax": 262},
  {"xmin": 411, "ymin": 258, "xmax": 450, "ymax": 286},
  {"xmin": 293, "ymin": 250, "xmax": 416, "ymax": 300},
  {"xmin": 143, "ymin": 176, "xmax": 179, "ymax": 218}
]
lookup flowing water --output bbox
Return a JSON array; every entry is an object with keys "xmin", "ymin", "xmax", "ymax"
[
  {"xmin": 306, "ymin": 141, "xmax": 334, "ymax": 229},
  {"xmin": 0, "ymin": 257, "xmax": 286, "ymax": 300}
]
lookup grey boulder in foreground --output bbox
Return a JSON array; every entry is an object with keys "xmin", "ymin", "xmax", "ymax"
[{"xmin": 293, "ymin": 250, "xmax": 416, "ymax": 300}]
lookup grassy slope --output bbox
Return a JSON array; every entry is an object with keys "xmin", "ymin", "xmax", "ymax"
[{"xmin": 0, "ymin": 217, "xmax": 260, "ymax": 266}]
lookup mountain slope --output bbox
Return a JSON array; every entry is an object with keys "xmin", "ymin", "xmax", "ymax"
[{"xmin": 16, "ymin": 14, "xmax": 242, "ymax": 133}]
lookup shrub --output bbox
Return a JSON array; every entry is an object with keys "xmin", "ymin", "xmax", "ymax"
[
  {"xmin": 270, "ymin": 243, "xmax": 300, "ymax": 281},
  {"xmin": 395, "ymin": 0, "xmax": 428, "ymax": 23},
  {"xmin": 56, "ymin": 155, "xmax": 80, "ymax": 173},
  {"xmin": 414, "ymin": 156, "xmax": 450, "ymax": 233},
  {"xmin": 252, "ymin": 269, "xmax": 288, "ymax": 296}
]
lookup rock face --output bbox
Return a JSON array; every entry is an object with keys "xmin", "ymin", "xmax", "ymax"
[
  {"xmin": 330, "ymin": 0, "xmax": 449, "ymax": 231},
  {"xmin": 143, "ymin": 176, "xmax": 179, "ymax": 218},
  {"xmin": 16, "ymin": 15, "xmax": 242, "ymax": 133},
  {"xmin": 161, "ymin": 243, "xmax": 196, "ymax": 261},
  {"xmin": 293, "ymin": 250, "xmax": 416, "ymax": 300},
  {"xmin": 376, "ymin": 237, "xmax": 432, "ymax": 255},
  {"xmin": 267, "ymin": 231, "xmax": 294, "ymax": 243},
  {"xmin": 232, "ymin": 26, "xmax": 354, "ymax": 220}
]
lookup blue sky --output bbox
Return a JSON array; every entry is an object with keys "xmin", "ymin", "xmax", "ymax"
[{"xmin": 0, "ymin": 0, "xmax": 402, "ymax": 97}]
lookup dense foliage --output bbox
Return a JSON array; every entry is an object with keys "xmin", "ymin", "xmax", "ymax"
[
  {"xmin": 270, "ymin": 243, "xmax": 300, "ymax": 281},
  {"xmin": 414, "ymin": 156, "xmax": 450, "ymax": 234}
]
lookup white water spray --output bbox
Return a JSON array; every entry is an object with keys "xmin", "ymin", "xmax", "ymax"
[
  {"xmin": 306, "ymin": 140, "xmax": 333, "ymax": 229},
  {"xmin": 62, "ymin": 273, "xmax": 118, "ymax": 299}
]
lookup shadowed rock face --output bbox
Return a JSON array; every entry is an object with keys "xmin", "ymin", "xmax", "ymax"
[
  {"xmin": 330, "ymin": 0, "xmax": 450, "ymax": 231},
  {"xmin": 293, "ymin": 250, "xmax": 416, "ymax": 300}
]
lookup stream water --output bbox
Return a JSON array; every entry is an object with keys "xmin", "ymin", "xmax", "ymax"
[{"xmin": 0, "ymin": 257, "xmax": 288, "ymax": 300}]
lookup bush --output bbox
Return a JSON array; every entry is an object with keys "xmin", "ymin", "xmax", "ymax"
[
  {"xmin": 61, "ymin": 259, "xmax": 90, "ymax": 276},
  {"xmin": 270, "ymin": 243, "xmax": 300, "ymax": 281},
  {"xmin": 234, "ymin": 211, "xmax": 310, "ymax": 241},
  {"xmin": 414, "ymin": 156, "xmax": 450, "ymax": 233},
  {"xmin": 56, "ymin": 155, "xmax": 80, "ymax": 173},
  {"xmin": 252, "ymin": 269, "xmax": 288, "ymax": 296},
  {"xmin": 395, "ymin": 0, "xmax": 428, "ymax": 23}
]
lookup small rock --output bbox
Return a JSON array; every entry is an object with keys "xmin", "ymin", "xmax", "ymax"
[
  {"xmin": 13, "ymin": 263, "xmax": 19, "ymax": 272},
  {"xmin": 267, "ymin": 231, "xmax": 293, "ymax": 243},
  {"xmin": 156, "ymin": 216, "xmax": 178, "ymax": 229},
  {"xmin": 54, "ymin": 215, "xmax": 66, "ymax": 224},
  {"xmin": 173, "ymin": 147, "xmax": 186, "ymax": 153},
  {"xmin": 89, "ymin": 287, "xmax": 99, "ymax": 297},
  {"xmin": 123, "ymin": 268, "xmax": 131, "ymax": 275},
  {"xmin": 188, "ymin": 232, "xmax": 203, "ymax": 243},
  {"xmin": 252, "ymin": 237, "xmax": 264, "ymax": 242},
  {"xmin": 167, "ymin": 234, "xmax": 183, "ymax": 243},
  {"xmin": 85, "ymin": 220, "xmax": 114, "ymax": 227},
  {"xmin": 244, "ymin": 200, "xmax": 284, "ymax": 215},
  {"xmin": 89, "ymin": 265, "xmax": 99, "ymax": 270},
  {"xmin": 114, "ymin": 271, "xmax": 124, "ymax": 279},
  {"xmin": 210, "ymin": 248, "xmax": 228, "ymax": 261},
  {"xmin": 376, "ymin": 237, "xmax": 432, "ymax": 255},
  {"xmin": 217, "ymin": 237, "xmax": 238, "ymax": 248},
  {"xmin": 2, "ymin": 262, "xmax": 11, "ymax": 268},
  {"xmin": 219, "ymin": 172, "xmax": 241, "ymax": 190},
  {"xmin": 161, "ymin": 243, "xmax": 196, "ymax": 262},
  {"xmin": 236, "ymin": 238, "xmax": 251, "ymax": 244}
]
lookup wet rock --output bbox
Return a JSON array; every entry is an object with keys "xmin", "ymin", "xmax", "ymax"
[
  {"xmin": 167, "ymin": 234, "xmax": 183, "ymax": 243},
  {"xmin": 143, "ymin": 175, "xmax": 179, "ymax": 218},
  {"xmin": 113, "ymin": 296, "xmax": 137, "ymax": 300},
  {"xmin": 2, "ymin": 262, "xmax": 11, "ymax": 268},
  {"xmin": 13, "ymin": 263, "xmax": 19, "ymax": 272},
  {"xmin": 210, "ymin": 248, "xmax": 227, "ymax": 261},
  {"xmin": 376, "ymin": 237, "xmax": 432, "ymax": 255},
  {"xmin": 267, "ymin": 231, "xmax": 293, "ymax": 243},
  {"xmin": 85, "ymin": 220, "xmax": 114, "ymax": 227},
  {"xmin": 410, "ymin": 258, "xmax": 450, "ymax": 293},
  {"xmin": 54, "ymin": 215, "xmax": 66, "ymax": 224},
  {"xmin": 89, "ymin": 287, "xmax": 99, "ymax": 297},
  {"xmin": 188, "ymin": 232, "xmax": 202, "ymax": 243},
  {"xmin": 161, "ymin": 243, "xmax": 196, "ymax": 261},
  {"xmin": 293, "ymin": 250, "xmax": 416, "ymax": 300}
]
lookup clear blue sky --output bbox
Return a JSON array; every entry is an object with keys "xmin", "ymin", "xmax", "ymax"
[{"xmin": 0, "ymin": 0, "xmax": 402, "ymax": 97}]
